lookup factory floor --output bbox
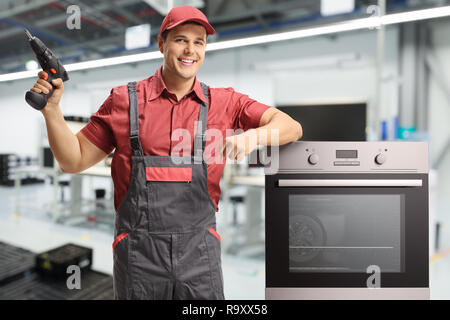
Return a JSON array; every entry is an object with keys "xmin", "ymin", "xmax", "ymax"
[
  {"xmin": 1, "ymin": 182, "xmax": 449, "ymax": 300},
  {"xmin": 0, "ymin": 182, "xmax": 265, "ymax": 300}
]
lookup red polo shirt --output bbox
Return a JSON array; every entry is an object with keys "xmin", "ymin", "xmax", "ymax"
[{"xmin": 81, "ymin": 67, "xmax": 271, "ymax": 212}]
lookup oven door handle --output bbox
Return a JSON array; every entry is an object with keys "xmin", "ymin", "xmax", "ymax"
[{"xmin": 278, "ymin": 179, "xmax": 423, "ymax": 187}]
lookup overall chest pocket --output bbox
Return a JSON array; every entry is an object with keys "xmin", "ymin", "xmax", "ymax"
[{"xmin": 146, "ymin": 166, "xmax": 194, "ymax": 230}]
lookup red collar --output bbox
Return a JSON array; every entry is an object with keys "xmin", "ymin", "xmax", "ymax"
[{"xmin": 148, "ymin": 67, "xmax": 207, "ymax": 103}]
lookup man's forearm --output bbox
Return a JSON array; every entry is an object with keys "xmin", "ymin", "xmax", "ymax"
[
  {"xmin": 222, "ymin": 110, "xmax": 302, "ymax": 160},
  {"xmin": 252, "ymin": 112, "xmax": 302, "ymax": 146},
  {"xmin": 42, "ymin": 107, "xmax": 82, "ymax": 173}
]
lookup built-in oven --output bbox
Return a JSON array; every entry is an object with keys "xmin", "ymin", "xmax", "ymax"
[{"xmin": 265, "ymin": 141, "xmax": 429, "ymax": 300}]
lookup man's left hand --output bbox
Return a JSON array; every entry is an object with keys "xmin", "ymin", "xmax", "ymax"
[{"xmin": 221, "ymin": 129, "xmax": 258, "ymax": 161}]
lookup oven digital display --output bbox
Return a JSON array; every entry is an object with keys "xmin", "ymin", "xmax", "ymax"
[{"xmin": 336, "ymin": 150, "xmax": 358, "ymax": 158}]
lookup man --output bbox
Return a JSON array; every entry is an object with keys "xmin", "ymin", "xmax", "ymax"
[{"xmin": 30, "ymin": 6, "xmax": 302, "ymax": 300}]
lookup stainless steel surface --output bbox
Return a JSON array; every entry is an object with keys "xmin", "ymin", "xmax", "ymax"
[
  {"xmin": 266, "ymin": 288, "xmax": 430, "ymax": 300},
  {"xmin": 268, "ymin": 141, "xmax": 429, "ymax": 174},
  {"xmin": 278, "ymin": 179, "xmax": 423, "ymax": 187}
]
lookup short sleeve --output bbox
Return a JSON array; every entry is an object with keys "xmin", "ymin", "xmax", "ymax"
[
  {"xmin": 80, "ymin": 90, "xmax": 115, "ymax": 154},
  {"xmin": 232, "ymin": 91, "xmax": 271, "ymax": 131}
]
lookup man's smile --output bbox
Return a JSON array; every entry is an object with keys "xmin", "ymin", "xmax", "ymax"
[{"xmin": 178, "ymin": 57, "xmax": 197, "ymax": 66}]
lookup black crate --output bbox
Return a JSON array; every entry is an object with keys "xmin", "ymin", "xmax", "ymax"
[
  {"xmin": 36, "ymin": 244, "xmax": 93, "ymax": 279},
  {"xmin": 0, "ymin": 270, "xmax": 114, "ymax": 300},
  {"xmin": 0, "ymin": 242, "xmax": 36, "ymax": 285}
]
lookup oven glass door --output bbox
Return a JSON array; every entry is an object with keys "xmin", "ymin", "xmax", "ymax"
[
  {"xmin": 266, "ymin": 173, "xmax": 428, "ymax": 288},
  {"xmin": 289, "ymin": 194, "xmax": 403, "ymax": 273}
]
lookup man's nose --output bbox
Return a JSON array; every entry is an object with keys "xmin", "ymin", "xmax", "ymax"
[{"xmin": 184, "ymin": 42, "xmax": 194, "ymax": 54}]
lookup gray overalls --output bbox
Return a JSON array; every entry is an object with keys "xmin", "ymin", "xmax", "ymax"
[{"xmin": 112, "ymin": 81, "xmax": 224, "ymax": 300}]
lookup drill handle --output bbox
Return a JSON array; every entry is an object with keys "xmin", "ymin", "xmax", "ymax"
[{"xmin": 25, "ymin": 71, "xmax": 58, "ymax": 111}]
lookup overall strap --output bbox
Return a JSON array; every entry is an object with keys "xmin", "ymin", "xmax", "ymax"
[
  {"xmin": 128, "ymin": 82, "xmax": 144, "ymax": 156},
  {"xmin": 193, "ymin": 82, "xmax": 209, "ymax": 164}
]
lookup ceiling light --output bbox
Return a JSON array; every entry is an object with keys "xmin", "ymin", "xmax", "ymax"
[
  {"xmin": 320, "ymin": 0, "xmax": 355, "ymax": 17},
  {"xmin": 381, "ymin": 5, "xmax": 450, "ymax": 24},
  {"xmin": 65, "ymin": 51, "xmax": 162, "ymax": 72},
  {"xmin": 125, "ymin": 24, "xmax": 151, "ymax": 50},
  {"xmin": 206, "ymin": 17, "xmax": 380, "ymax": 52}
]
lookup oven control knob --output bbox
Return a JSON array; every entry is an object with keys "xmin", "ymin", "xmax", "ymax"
[
  {"xmin": 308, "ymin": 154, "xmax": 319, "ymax": 165},
  {"xmin": 375, "ymin": 153, "xmax": 386, "ymax": 165}
]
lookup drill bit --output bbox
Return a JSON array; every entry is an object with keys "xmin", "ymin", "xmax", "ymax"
[{"xmin": 24, "ymin": 29, "xmax": 34, "ymax": 40}]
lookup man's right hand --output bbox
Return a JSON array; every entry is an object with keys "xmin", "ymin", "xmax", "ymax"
[{"xmin": 30, "ymin": 71, "xmax": 64, "ymax": 112}]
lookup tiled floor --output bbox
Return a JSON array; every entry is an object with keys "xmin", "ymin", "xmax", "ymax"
[{"xmin": 0, "ymin": 181, "xmax": 449, "ymax": 300}]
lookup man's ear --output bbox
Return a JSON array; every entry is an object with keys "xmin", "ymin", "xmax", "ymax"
[{"xmin": 157, "ymin": 35, "xmax": 164, "ymax": 54}]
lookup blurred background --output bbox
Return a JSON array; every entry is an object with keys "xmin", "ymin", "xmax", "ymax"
[{"xmin": 0, "ymin": 0, "xmax": 449, "ymax": 300}]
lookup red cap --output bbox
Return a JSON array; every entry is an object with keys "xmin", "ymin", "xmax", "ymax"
[{"xmin": 159, "ymin": 6, "xmax": 215, "ymax": 36}]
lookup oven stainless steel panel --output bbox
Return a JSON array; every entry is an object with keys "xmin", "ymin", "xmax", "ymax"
[{"xmin": 266, "ymin": 141, "xmax": 429, "ymax": 174}]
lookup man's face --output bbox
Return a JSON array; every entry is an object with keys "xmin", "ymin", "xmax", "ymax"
[{"xmin": 158, "ymin": 23, "xmax": 207, "ymax": 82}]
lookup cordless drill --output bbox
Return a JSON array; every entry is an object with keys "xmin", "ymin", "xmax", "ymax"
[{"xmin": 24, "ymin": 29, "xmax": 69, "ymax": 110}]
